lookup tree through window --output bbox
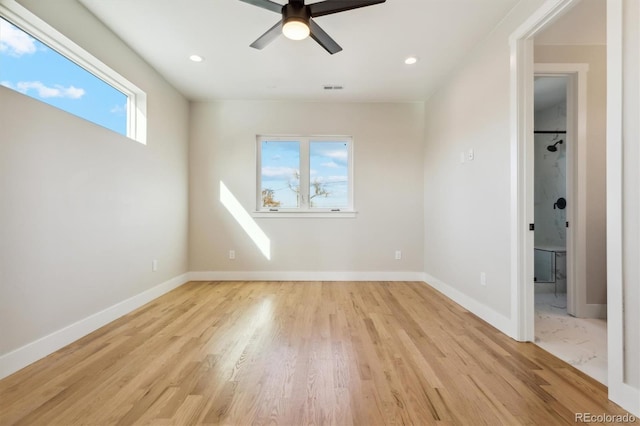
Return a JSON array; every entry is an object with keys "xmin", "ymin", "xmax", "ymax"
[{"xmin": 257, "ymin": 136, "xmax": 353, "ymax": 212}]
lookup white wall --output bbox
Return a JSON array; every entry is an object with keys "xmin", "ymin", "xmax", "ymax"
[
  {"xmin": 189, "ymin": 101, "xmax": 424, "ymax": 277},
  {"xmin": 0, "ymin": 0, "xmax": 189, "ymax": 370},
  {"xmin": 423, "ymin": 0, "xmax": 547, "ymax": 322},
  {"xmin": 534, "ymin": 45, "xmax": 607, "ymax": 305}
]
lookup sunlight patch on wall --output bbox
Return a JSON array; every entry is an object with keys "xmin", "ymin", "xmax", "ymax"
[{"xmin": 219, "ymin": 181, "xmax": 271, "ymax": 260}]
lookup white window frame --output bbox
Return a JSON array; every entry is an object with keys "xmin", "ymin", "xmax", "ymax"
[
  {"xmin": 0, "ymin": 0, "xmax": 147, "ymax": 144},
  {"xmin": 254, "ymin": 135, "xmax": 356, "ymax": 218}
]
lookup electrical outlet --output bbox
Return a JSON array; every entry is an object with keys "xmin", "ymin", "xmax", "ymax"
[
  {"xmin": 480, "ymin": 272, "xmax": 486, "ymax": 286},
  {"xmin": 229, "ymin": 250, "xmax": 236, "ymax": 260},
  {"xmin": 395, "ymin": 250, "xmax": 402, "ymax": 260},
  {"xmin": 152, "ymin": 259, "xmax": 158, "ymax": 272},
  {"xmin": 468, "ymin": 149, "xmax": 475, "ymax": 161}
]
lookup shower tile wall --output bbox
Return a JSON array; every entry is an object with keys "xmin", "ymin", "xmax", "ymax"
[{"xmin": 534, "ymin": 100, "xmax": 567, "ymax": 291}]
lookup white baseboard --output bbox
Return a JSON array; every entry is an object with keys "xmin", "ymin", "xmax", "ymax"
[
  {"xmin": 188, "ymin": 270, "xmax": 426, "ymax": 282},
  {"xmin": 422, "ymin": 272, "xmax": 515, "ymax": 337},
  {"xmin": 583, "ymin": 303, "xmax": 607, "ymax": 319},
  {"xmin": 610, "ymin": 382, "xmax": 640, "ymax": 418},
  {"xmin": 0, "ymin": 273, "xmax": 189, "ymax": 380}
]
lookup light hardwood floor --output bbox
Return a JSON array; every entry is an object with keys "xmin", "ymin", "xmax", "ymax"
[{"xmin": 0, "ymin": 281, "xmax": 635, "ymax": 425}]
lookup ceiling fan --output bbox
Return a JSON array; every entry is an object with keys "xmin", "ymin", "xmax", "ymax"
[{"xmin": 239, "ymin": 0, "xmax": 386, "ymax": 54}]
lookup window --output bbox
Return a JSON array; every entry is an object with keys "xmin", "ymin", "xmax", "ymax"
[
  {"xmin": 257, "ymin": 135, "xmax": 354, "ymax": 216},
  {"xmin": 0, "ymin": 4, "xmax": 146, "ymax": 143}
]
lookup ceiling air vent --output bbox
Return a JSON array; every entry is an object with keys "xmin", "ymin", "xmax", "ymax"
[{"xmin": 323, "ymin": 85, "xmax": 344, "ymax": 90}]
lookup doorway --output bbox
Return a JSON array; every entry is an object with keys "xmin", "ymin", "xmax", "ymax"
[
  {"xmin": 531, "ymin": 72, "xmax": 607, "ymax": 385},
  {"xmin": 510, "ymin": 0, "xmax": 637, "ymax": 413},
  {"xmin": 510, "ymin": 0, "xmax": 608, "ymax": 386},
  {"xmin": 533, "ymin": 75, "xmax": 569, "ymax": 312}
]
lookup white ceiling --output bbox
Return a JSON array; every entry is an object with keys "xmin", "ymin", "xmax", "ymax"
[{"xmin": 78, "ymin": 0, "xmax": 520, "ymax": 102}]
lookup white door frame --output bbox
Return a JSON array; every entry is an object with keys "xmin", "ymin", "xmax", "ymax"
[
  {"xmin": 508, "ymin": 0, "xmax": 580, "ymax": 343},
  {"xmin": 533, "ymin": 64, "xmax": 589, "ymax": 320},
  {"xmin": 606, "ymin": 0, "xmax": 639, "ymax": 414},
  {"xmin": 511, "ymin": 0, "xmax": 637, "ymax": 415}
]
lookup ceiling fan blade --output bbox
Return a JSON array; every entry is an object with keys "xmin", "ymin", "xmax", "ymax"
[
  {"xmin": 308, "ymin": 19, "xmax": 342, "ymax": 55},
  {"xmin": 250, "ymin": 20, "xmax": 283, "ymax": 49},
  {"xmin": 309, "ymin": 0, "xmax": 386, "ymax": 18},
  {"xmin": 238, "ymin": 0, "xmax": 283, "ymax": 14}
]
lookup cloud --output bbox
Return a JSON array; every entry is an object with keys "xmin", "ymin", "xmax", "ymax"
[
  {"xmin": 0, "ymin": 21, "xmax": 37, "ymax": 56},
  {"xmin": 320, "ymin": 161, "xmax": 340, "ymax": 169},
  {"xmin": 316, "ymin": 149, "xmax": 348, "ymax": 166},
  {"xmin": 110, "ymin": 104, "xmax": 126, "ymax": 115},
  {"xmin": 323, "ymin": 149, "xmax": 348, "ymax": 160},
  {"xmin": 261, "ymin": 166, "xmax": 299, "ymax": 180},
  {"xmin": 14, "ymin": 81, "xmax": 85, "ymax": 99}
]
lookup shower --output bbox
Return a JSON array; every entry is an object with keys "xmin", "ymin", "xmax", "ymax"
[{"xmin": 547, "ymin": 140, "xmax": 563, "ymax": 152}]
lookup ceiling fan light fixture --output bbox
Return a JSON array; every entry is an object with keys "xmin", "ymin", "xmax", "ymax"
[{"xmin": 282, "ymin": 18, "xmax": 310, "ymax": 40}]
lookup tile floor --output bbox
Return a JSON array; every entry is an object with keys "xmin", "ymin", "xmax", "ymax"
[{"xmin": 534, "ymin": 291, "xmax": 608, "ymax": 385}]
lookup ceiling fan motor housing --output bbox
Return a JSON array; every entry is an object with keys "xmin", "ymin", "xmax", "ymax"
[{"xmin": 283, "ymin": 2, "xmax": 311, "ymax": 26}]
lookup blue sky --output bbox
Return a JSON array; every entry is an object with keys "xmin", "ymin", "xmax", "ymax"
[
  {"xmin": 0, "ymin": 18, "xmax": 127, "ymax": 135},
  {"xmin": 261, "ymin": 140, "xmax": 349, "ymax": 208}
]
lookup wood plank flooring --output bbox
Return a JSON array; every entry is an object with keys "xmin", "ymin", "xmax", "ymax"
[{"xmin": 0, "ymin": 281, "xmax": 635, "ymax": 425}]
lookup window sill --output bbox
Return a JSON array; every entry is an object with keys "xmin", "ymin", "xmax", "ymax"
[{"xmin": 252, "ymin": 211, "xmax": 357, "ymax": 219}]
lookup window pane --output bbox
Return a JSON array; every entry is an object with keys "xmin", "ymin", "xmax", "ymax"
[
  {"xmin": 260, "ymin": 141, "xmax": 300, "ymax": 208},
  {"xmin": 0, "ymin": 18, "xmax": 127, "ymax": 135},
  {"xmin": 309, "ymin": 141, "xmax": 349, "ymax": 208}
]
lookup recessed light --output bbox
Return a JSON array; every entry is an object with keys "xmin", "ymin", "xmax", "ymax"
[
  {"xmin": 404, "ymin": 56, "xmax": 418, "ymax": 65},
  {"xmin": 189, "ymin": 54, "xmax": 204, "ymax": 62}
]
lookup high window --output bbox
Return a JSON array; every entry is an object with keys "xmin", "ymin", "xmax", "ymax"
[
  {"xmin": 0, "ymin": 6, "xmax": 146, "ymax": 143},
  {"xmin": 257, "ymin": 136, "xmax": 354, "ymax": 215}
]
